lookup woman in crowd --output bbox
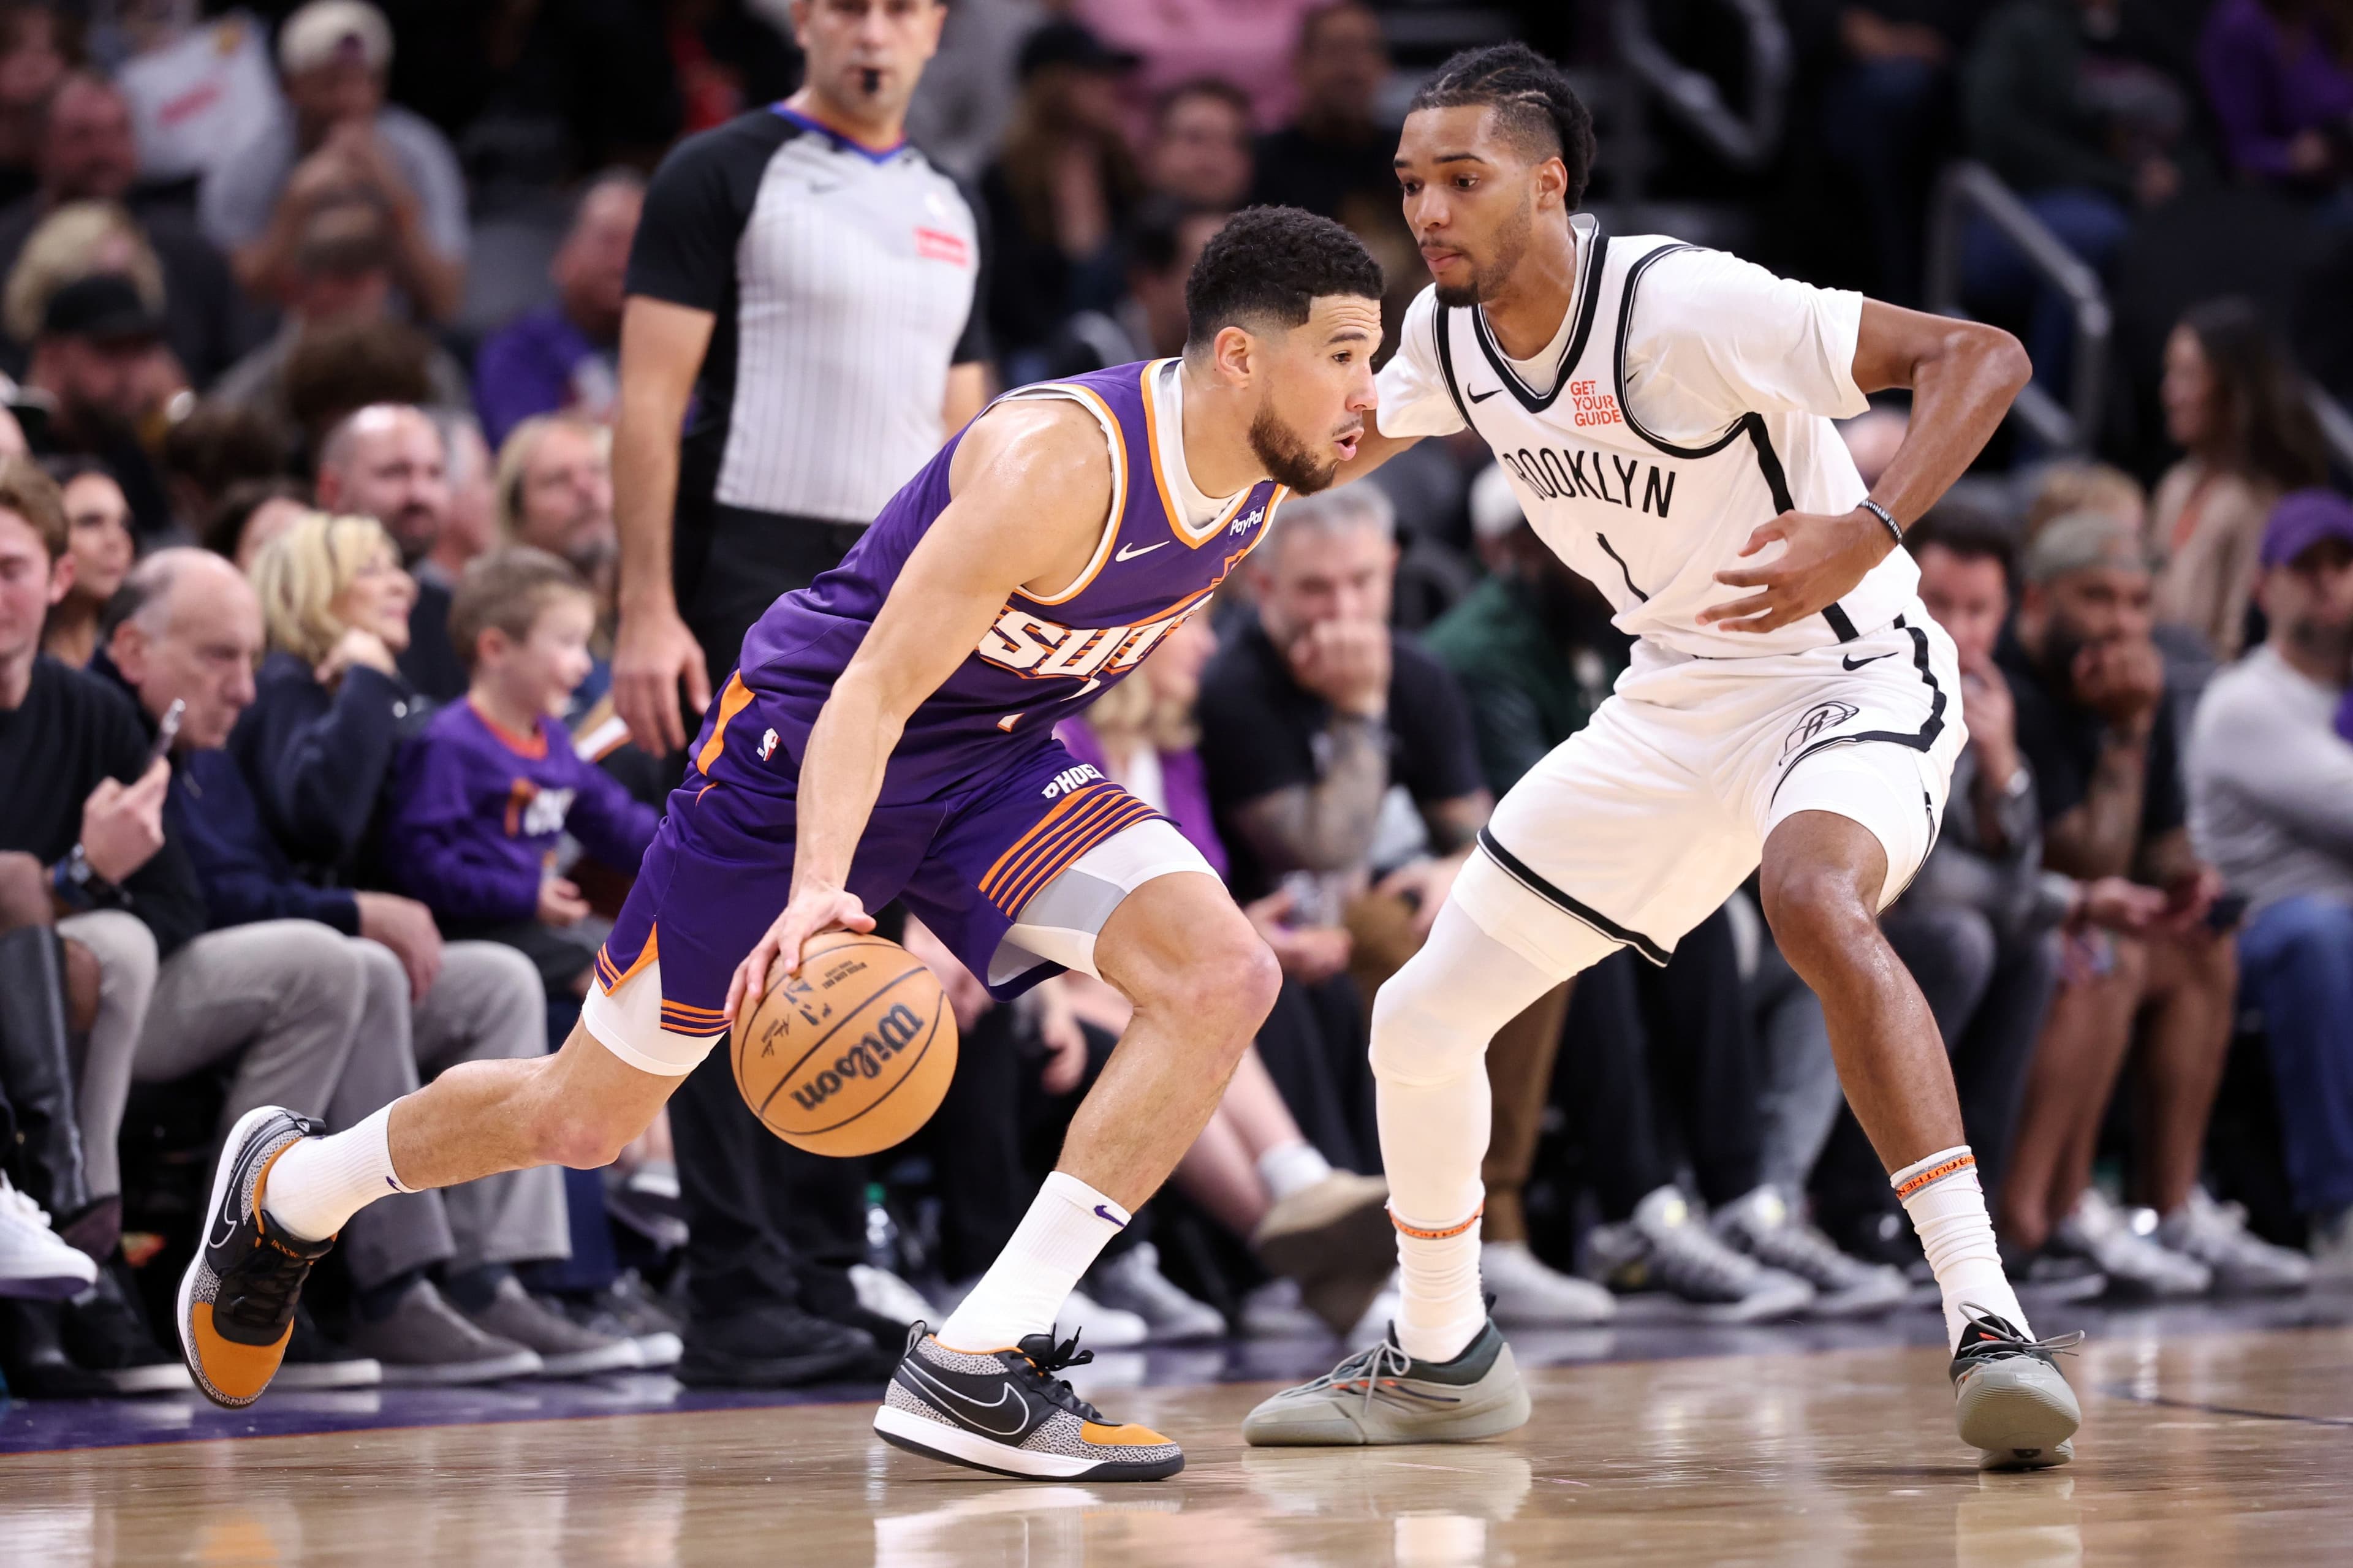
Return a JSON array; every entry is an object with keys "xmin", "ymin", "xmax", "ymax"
[
  {"xmin": 36, "ymin": 459, "xmax": 132, "ymax": 668},
  {"xmin": 2153, "ymin": 298, "xmax": 2330, "ymax": 659}
]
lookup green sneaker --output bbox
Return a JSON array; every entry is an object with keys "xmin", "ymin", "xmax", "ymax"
[{"xmin": 1241, "ymin": 1319, "xmax": 1530, "ymax": 1447}]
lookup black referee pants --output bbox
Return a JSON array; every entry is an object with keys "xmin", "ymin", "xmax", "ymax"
[{"xmin": 670, "ymin": 506, "xmax": 879, "ymax": 1326}]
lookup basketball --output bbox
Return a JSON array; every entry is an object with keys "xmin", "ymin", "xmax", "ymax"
[{"xmin": 730, "ymin": 930, "xmax": 958, "ymax": 1157}]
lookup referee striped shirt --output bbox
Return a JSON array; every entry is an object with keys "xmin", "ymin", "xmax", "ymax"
[{"xmin": 626, "ymin": 103, "xmax": 990, "ymax": 531}]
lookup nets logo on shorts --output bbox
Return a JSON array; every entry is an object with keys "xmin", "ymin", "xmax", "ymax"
[{"xmin": 1781, "ymin": 701, "xmax": 1861, "ymax": 760}]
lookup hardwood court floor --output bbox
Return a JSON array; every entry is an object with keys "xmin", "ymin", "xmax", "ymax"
[{"xmin": 4, "ymin": 1323, "xmax": 2350, "ymax": 1566}]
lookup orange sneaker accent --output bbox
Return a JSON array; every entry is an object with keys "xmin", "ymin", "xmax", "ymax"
[
  {"xmin": 189, "ymin": 1301, "xmax": 294, "ymax": 1402},
  {"xmin": 1080, "ymin": 1421, "xmax": 1173, "ymax": 1447}
]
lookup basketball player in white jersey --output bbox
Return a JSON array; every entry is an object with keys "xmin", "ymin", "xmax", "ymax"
[{"xmin": 1242, "ymin": 45, "xmax": 2082, "ymax": 1471}]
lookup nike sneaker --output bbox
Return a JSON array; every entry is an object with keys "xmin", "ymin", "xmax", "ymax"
[
  {"xmin": 175, "ymin": 1107, "xmax": 335, "ymax": 1409},
  {"xmin": 874, "ymin": 1325, "xmax": 1184, "ymax": 1481},
  {"xmin": 1241, "ymin": 1319, "xmax": 1531, "ymax": 1446},
  {"xmin": 1950, "ymin": 1305, "xmax": 2083, "ymax": 1471}
]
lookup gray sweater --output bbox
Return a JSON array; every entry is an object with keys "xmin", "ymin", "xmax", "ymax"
[{"xmin": 2188, "ymin": 646, "xmax": 2353, "ymax": 915}]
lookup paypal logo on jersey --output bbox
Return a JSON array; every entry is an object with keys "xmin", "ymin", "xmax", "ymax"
[
  {"xmin": 975, "ymin": 605, "xmax": 1197, "ymax": 682},
  {"xmin": 1232, "ymin": 505, "xmax": 1265, "ymax": 536}
]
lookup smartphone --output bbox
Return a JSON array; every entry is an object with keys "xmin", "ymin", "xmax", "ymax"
[
  {"xmin": 144, "ymin": 698, "xmax": 184, "ymax": 767},
  {"xmin": 2204, "ymin": 891, "xmax": 2251, "ymax": 933}
]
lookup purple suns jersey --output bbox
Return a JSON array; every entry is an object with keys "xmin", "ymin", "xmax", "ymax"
[{"xmin": 724, "ymin": 359, "xmax": 1286, "ymax": 801}]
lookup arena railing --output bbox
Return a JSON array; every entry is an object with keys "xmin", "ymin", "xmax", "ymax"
[
  {"xmin": 1923, "ymin": 161, "xmax": 2112, "ymax": 455},
  {"xmin": 1607, "ymin": 0, "xmax": 1790, "ymax": 199}
]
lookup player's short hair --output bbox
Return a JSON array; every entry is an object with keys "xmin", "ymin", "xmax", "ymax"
[
  {"xmin": 1408, "ymin": 43, "xmax": 1597, "ymax": 208},
  {"xmin": 448, "ymin": 545, "xmax": 592, "ymax": 672},
  {"xmin": 1183, "ymin": 205, "xmax": 1383, "ymax": 352},
  {"xmin": 0, "ymin": 453, "xmax": 67, "ymax": 562},
  {"xmin": 1906, "ymin": 501, "xmax": 2019, "ymax": 581}
]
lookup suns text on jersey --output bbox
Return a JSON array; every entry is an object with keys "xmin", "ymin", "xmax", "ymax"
[
  {"xmin": 974, "ymin": 605, "xmax": 1195, "ymax": 681},
  {"xmin": 1499, "ymin": 442, "xmax": 1678, "ymax": 519}
]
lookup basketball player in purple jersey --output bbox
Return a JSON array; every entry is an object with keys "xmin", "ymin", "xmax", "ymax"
[{"xmin": 176, "ymin": 208, "xmax": 1381, "ymax": 1480}]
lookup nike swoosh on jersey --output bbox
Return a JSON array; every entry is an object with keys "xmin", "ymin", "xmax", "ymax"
[
  {"xmin": 1467, "ymin": 386, "xmax": 1502, "ymax": 404},
  {"xmin": 1114, "ymin": 540, "xmax": 1170, "ymax": 561},
  {"xmin": 1841, "ymin": 651, "xmax": 1897, "ymax": 670},
  {"xmin": 902, "ymin": 1360, "xmax": 1032, "ymax": 1437}
]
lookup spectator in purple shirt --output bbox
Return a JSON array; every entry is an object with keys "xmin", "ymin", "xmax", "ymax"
[
  {"xmin": 472, "ymin": 173, "xmax": 643, "ymax": 450},
  {"xmin": 2201, "ymin": 0, "xmax": 2353, "ymax": 215},
  {"xmin": 385, "ymin": 547, "xmax": 657, "ymax": 998}
]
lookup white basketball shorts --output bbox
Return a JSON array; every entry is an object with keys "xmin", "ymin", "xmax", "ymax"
[{"xmin": 1453, "ymin": 605, "xmax": 1965, "ymax": 977}]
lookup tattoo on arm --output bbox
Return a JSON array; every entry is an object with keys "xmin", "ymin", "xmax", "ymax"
[{"xmin": 1230, "ymin": 716, "xmax": 1390, "ymax": 874}]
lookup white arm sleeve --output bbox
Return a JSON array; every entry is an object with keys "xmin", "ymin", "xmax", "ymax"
[
  {"xmin": 1374, "ymin": 286, "xmax": 1470, "ymax": 439},
  {"xmin": 1621, "ymin": 249, "xmax": 1870, "ymax": 442}
]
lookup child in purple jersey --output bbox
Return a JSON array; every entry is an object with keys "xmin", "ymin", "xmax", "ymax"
[{"xmin": 385, "ymin": 548, "xmax": 657, "ymax": 996}]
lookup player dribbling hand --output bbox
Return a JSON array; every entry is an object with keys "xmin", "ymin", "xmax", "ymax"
[
  {"xmin": 1703, "ymin": 507, "xmax": 1897, "ymax": 634},
  {"xmin": 726, "ymin": 885, "xmax": 876, "ymax": 1013}
]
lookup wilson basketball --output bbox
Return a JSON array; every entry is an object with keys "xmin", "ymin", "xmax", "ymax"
[{"xmin": 730, "ymin": 931, "xmax": 958, "ymax": 1157}]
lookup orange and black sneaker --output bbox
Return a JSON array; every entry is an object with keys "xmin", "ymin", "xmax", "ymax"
[
  {"xmin": 874, "ymin": 1324, "xmax": 1184, "ymax": 1480},
  {"xmin": 175, "ymin": 1107, "xmax": 335, "ymax": 1409}
]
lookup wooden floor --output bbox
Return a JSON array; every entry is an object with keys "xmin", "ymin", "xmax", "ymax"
[{"xmin": 4, "ymin": 1325, "xmax": 2351, "ymax": 1566}]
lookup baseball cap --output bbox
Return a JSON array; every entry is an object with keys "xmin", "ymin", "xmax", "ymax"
[
  {"xmin": 2259, "ymin": 488, "xmax": 2353, "ymax": 568},
  {"xmin": 2021, "ymin": 510, "xmax": 2150, "ymax": 585},
  {"xmin": 278, "ymin": 1, "xmax": 393, "ymax": 77},
  {"xmin": 1017, "ymin": 20, "xmax": 1142, "ymax": 83},
  {"xmin": 40, "ymin": 274, "xmax": 164, "ymax": 344}
]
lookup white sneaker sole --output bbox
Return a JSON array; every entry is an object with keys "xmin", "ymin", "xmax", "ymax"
[
  {"xmin": 98, "ymin": 1360, "xmax": 195, "ymax": 1395},
  {"xmin": 375, "ymin": 1349, "xmax": 545, "ymax": 1386},
  {"xmin": 534, "ymin": 1340, "xmax": 645, "ymax": 1377},
  {"xmin": 873, "ymin": 1403, "xmax": 1183, "ymax": 1480},
  {"xmin": 1957, "ymin": 1362, "xmax": 2081, "ymax": 1469},
  {"xmin": 275, "ymin": 1357, "xmax": 385, "ymax": 1390}
]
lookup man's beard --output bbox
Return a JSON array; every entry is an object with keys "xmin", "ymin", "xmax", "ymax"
[
  {"xmin": 1433, "ymin": 194, "xmax": 1535, "ymax": 308},
  {"xmin": 1248, "ymin": 404, "xmax": 1341, "ymax": 495}
]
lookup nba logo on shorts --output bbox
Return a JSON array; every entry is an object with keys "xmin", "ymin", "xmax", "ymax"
[
  {"xmin": 1781, "ymin": 701, "xmax": 1860, "ymax": 760},
  {"xmin": 758, "ymin": 728, "xmax": 779, "ymax": 762}
]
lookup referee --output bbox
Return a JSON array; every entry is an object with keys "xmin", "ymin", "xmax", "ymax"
[{"xmin": 608, "ymin": 0, "xmax": 988, "ymax": 1385}]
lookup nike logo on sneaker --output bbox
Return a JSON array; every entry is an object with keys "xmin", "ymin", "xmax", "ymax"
[
  {"xmin": 1841, "ymin": 651, "xmax": 1896, "ymax": 670},
  {"xmin": 1094, "ymin": 1205, "xmax": 1127, "ymax": 1228},
  {"xmin": 902, "ymin": 1360, "xmax": 1031, "ymax": 1437},
  {"xmin": 210, "ymin": 1140, "xmax": 272, "ymax": 1251},
  {"xmin": 1115, "ymin": 540, "xmax": 1169, "ymax": 561},
  {"xmin": 1468, "ymin": 386, "xmax": 1502, "ymax": 404}
]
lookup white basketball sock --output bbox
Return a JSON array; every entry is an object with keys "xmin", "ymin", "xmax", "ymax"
[
  {"xmin": 1894, "ymin": 1145, "xmax": 2029, "ymax": 1350},
  {"xmin": 1371, "ymin": 901, "xmax": 1583, "ymax": 1365},
  {"xmin": 1256, "ymin": 1140, "xmax": 1333, "ymax": 1202},
  {"xmin": 939, "ymin": 1171, "xmax": 1129, "ymax": 1350},
  {"xmin": 262, "ymin": 1104, "xmax": 415, "ymax": 1243}
]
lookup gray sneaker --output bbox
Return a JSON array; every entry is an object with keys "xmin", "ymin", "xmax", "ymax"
[
  {"xmin": 2156, "ymin": 1187, "xmax": 2313, "ymax": 1295},
  {"xmin": 1950, "ymin": 1305, "xmax": 2083, "ymax": 1471},
  {"xmin": 461, "ymin": 1275, "xmax": 642, "ymax": 1377},
  {"xmin": 1241, "ymin": 1319, "xmax": 1530, "ymax": 1447},
  {"xmin": 1713, "ymin": 1187, "xmax": 1907, "ymax": 1319},
  {"xmin": 1582, "ymin": 1186, "xmax": 1816, "ymax": 1322},
  {"xmin": 342, "ymin": 1279, "xmax": 544, "ymax": 1386}
]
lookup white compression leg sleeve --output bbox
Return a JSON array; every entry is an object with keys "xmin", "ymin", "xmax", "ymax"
[{"xmin": 1371, "ymin": 898, "xmax": 1602, "ymax": 1363}]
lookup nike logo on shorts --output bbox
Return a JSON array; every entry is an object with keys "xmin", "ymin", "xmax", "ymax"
[
  {"xmin": 1115, "ymin": 540, "xmax": 1169, "ymax": 561},
  {"xmin": 1842, "ymin": 651, "xmax": 1897, "ymax": 670}
]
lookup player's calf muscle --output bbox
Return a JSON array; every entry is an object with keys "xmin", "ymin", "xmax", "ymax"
[{"xmin": 387, "ymin": 1022, "xmax": 664, "ymax": 1187}]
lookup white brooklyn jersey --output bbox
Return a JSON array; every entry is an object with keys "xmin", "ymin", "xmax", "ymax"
[{"xmin": 1377, "ymin": 216, "xmax": 1918, "ymax": 659}]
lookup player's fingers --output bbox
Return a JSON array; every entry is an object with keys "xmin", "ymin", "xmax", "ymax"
[
  {"xmin": 681, "ymin": 645, "xmax": 713, "ymax": 724},
  {"xmin": 1710, "ymin": 565, "xmax": 1776, "ymax": 589},
  {"xmin": 1713, "ymin": 603, "xmax": 1792, "ymax": 634},
  {"xmin": 1700, "ymin": 589, "xmax": 1776, "ymax": 624},
  {"xmin": 1737, "ymin": 520, "xmax": 1787, "ymax": 556}
]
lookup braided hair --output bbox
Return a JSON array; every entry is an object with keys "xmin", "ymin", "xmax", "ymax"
[{"xmin": 1408, "ymin": 43, "xmax": 1597, "ymax": 209}]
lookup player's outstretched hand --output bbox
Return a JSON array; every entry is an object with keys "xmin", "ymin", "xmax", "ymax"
[
  {"xmin": 726, "ymin": 886, "xmax": 876, "ymax": 1017},
  {"xmin": 1703, "ymin": 507, "xmax": 1895, "ymax": 634}
]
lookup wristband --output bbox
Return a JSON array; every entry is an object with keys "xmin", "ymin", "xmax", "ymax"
[{"xmin": 1859, "ymin": 498, "xmax": 1903, "ymax": 545}]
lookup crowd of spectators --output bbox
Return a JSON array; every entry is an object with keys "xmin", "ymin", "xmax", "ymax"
[{"xmin": 3, "ymin": 0, "xmax": 2352, "ymax": 1400}]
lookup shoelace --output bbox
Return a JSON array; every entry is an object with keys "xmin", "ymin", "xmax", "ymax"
[
  {"xmin": 218, "ymin": 1233, "xmax": 316, "ymax": 1335},
  {"xmin": 1953, "ymin": 1303, "xmax": 2085, "ymax": 1368},
  {"xmin": 1011, "ymin": 1328, "xmax": 1108, "ymax": 1421},
  {"xmin": 1294, "ymin": 1339, "xmax": 1460, "ymax": 1423},
  {"xmin": 1652, "ymin": 1219, "xmax": 1764, "ymax": 1298}
]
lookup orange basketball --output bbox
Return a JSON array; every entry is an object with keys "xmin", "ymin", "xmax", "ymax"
[{"xmin": 730, "ymin": 930, "xmax": 958, "ymax": 1157}]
